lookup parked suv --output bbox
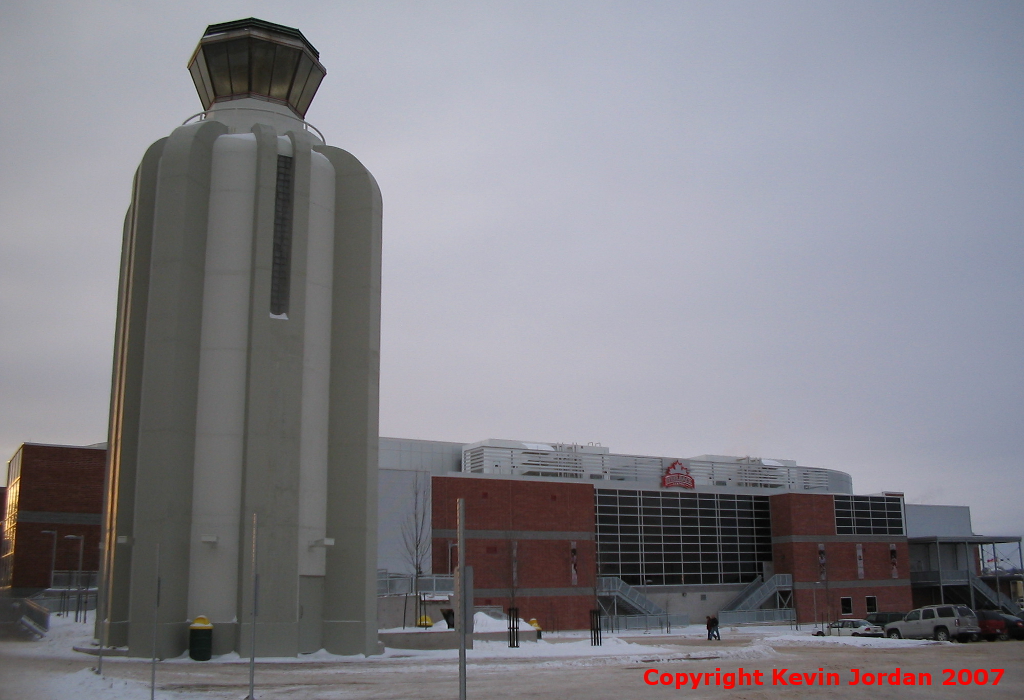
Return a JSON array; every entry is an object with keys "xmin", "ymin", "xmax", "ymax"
[
  {"xmin": 975, "ymin": 610, "xmax": 1009, "ymax": 641},
  {"xmin": 866, "ymin": 612, "xmax": 906, "ymax": 626},
  {"xmin": 884, "ymin": 605, "xmax": 980, "ymax": 642}
]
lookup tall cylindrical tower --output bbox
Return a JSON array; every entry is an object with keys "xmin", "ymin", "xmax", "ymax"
[{"xmin": 98, "ymin": 18, "xmax": 381, "ymax": 657}]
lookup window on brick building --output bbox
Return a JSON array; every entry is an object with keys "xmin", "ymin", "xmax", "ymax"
[
  {"xmin": 834, "ymin": 495, "xmax": 904, "ymax": 536},
  {"xmin": 594, "ymin": 489, "xmax": 772, "ymax": 586},
  {"xmin": 865, "ymin": 596, "xmax": 877, "ymax": 613},
  {"xmin": 841, "ymin": 597, "xmax": 853, "ymax": 615}
]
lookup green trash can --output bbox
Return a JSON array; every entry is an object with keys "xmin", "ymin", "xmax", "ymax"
[{"xmin": 189, "ymin": 615, "xmax": 214, "ymax": 661}]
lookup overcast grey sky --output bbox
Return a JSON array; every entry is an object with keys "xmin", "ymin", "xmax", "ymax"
[{"xmin": 1, "ymin": 1, "xmax": 1022, "ymax": 540}]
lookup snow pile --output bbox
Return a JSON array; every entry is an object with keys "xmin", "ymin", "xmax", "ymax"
[
  {"xmin": 472, "ymin": 612, "xmax": 532, "ymax": 633},
  {"xmin": 378, "ymin": 619, "xmax": 451, "ymax": 634}
]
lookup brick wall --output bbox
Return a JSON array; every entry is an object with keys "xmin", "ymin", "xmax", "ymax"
[
  {"xmin": 774, "ymin": 540, "xmax": 910, "ymax": 582},
  {"xmin": 431, "ymin": 475, "xmax": 596, "ymax": 629},
  {"xmin": 793, "ymin": 584, "xmax": 914, "ymax": 621},
  {"xmin": 769, "ymin": 493, "xmax": 836, "ymax": 537},
  {"xmin": 17, "ymin": 444, "xmax": 106, "ymax": 514},
  {"xmin": 432, "ymin": 476, "xmax": 594, "ymax": 533}
]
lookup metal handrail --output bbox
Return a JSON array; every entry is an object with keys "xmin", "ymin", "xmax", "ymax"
[
  {"xmin": 722, "ymin": 575, "xmax": 765, "ymax": 611},
  {"xmin": 600, "ymin": 612, "xmax": 689, "ymax": 632},
  {"xmin": 597, "ymin": 577, "xmax": 666, "ymax": 615},
  {"xmin": 968, "ymin": 572, "xmax": 1021, "ymax": 614},
  {"xmin": 719, "ymin": 608, "xmax": 795, "ymax": 624},
  {"xmin": 181, "ymin": 107, "xmax": 326, "ymax": 143},
  {"xmin": 0, "ymin": 598, "xmax": 50, "ymax": 637},
  {"xmin": 377, "ymin": 573, "xmax": 455, "ymax": 597},
  {"xmin": 730, "ymin": 574, "xmax": 792, "ymax": 611}
]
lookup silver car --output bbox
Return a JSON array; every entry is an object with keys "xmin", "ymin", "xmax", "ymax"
[
  {"xmin": 827, "ymin": 619, "xmax": 884, "ymax": 637},
  {"xmin": 884, "ymin": 605, "xmax": 980, "ymax": 642}
]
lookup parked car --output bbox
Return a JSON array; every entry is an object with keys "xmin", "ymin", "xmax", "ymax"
[
  {"xmin": 998, "ymin": 614, "xmax": 1024, "ymax": 640},
  {"xmin": 866, "ymin": 612, "xmax": 906, "ymax": 626},
  {"xmin": 975, "ymin": 610, "xmax": 1009, "ymax": 641},
  {"xmin": 884, "ymin": 605, "xmax": 980, "ymax": 642},
  {"xmin": 827, "ymin": 619, "xmax": 883, "ymax": 637}
]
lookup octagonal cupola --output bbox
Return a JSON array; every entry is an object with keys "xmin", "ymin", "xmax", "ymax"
[{"xmin": 187, "ymin": 18, "xmax": 326, "ymax": 119}]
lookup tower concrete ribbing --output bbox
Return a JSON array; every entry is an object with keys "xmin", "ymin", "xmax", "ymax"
[{"xmin": 98, "ymin": 19, "xmax": 381, "ymax": 657}]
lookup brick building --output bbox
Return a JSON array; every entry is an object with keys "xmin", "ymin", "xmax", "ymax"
[
  {"xmin": 431, "ymin": 475, "xmax": 597, "ymax": 629},
  {"xmin": 769, "ymin": 492, "xmax": 914, "ymax": 622},
  {"xmin": 1, "ymin": 443, "xmax": 106, "ymax": 594}
]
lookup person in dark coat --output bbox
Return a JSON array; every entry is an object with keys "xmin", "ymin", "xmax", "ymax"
[
  {"xmin": 711, "ymin": 614, "xmax": 721, "ymax": 640},
  {"xmin": 706, "ymin": 616, "xmax": 714, "ymax": 640}
]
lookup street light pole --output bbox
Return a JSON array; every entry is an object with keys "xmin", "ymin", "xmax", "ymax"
[
  {"xmin": 812, "ymin": 583, "xmax": 818, "ymax": 631},
  {"xmin": 41, "ymin": 530, "xmax": 58, "ymax": 589}
]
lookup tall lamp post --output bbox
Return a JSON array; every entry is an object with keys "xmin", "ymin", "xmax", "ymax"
[
  {"xmin": 65, "ymin": 535, "xmax": 85, "ymax": 622},
  {"xmin": 40, "ymin": 530, "xmax": 58, "ymax": 589}
]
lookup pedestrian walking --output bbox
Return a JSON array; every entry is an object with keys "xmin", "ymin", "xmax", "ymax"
[
  {"xmin": 706, "ymin": 616, "xmax": 714, "ymax": 640},
  {"xmin": 711, "ymin": 614, "xmax": 721, "ymax": 640}
]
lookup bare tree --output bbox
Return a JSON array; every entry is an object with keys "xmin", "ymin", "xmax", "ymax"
[{"xmin": 401, "ymin": 472, "xmax": 431, "ymax": 595}]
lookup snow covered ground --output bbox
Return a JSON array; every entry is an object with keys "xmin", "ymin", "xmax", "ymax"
[{"xmin": 2, "ymin": 615, "xmax": 1018, "ymax": 700}]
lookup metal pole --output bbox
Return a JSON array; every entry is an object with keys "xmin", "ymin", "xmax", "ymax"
[
  {"xmin": 457, "ymin": 498, "xmax": 466, "ymax": 700},
  {"xmin": 150, "ymin": 543, "xmax": 160, "ymax": 700},
  {"xmin": 65, "ymin": 535, "xmax": 84, "ymax": 622},
  {"xmin": 968, "ymin": 541, "xmax": 976, "ymax": 612},
  {"xmin": 246, "ymin": 513, "xmax": 258, "ymax": 700},
  {"xmin": 41, "ymin": 530, "xmax": 57, "ymax": 589},
  {"xmin": 77, "ymin": 537, "xmax": 86, "ymax": 624},
  {"xmin": 97, "ymin": 531, "xmax": 116, "ymax": 676},
  {"xmin": 812, "ymin": 584, "xmax": 818, "ymax": 631},
  {"xmin": 823, "ymin": 575, "xmax": 831, "ymax": 633},
  {"xmin": 994, "ymin": 543, "xmax": 1002, "ymax": 610}
]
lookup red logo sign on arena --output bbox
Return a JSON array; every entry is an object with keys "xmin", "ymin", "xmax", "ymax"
[{"xmin": 662, "ymin": 460, "xmax": 695, "ymax": 489}]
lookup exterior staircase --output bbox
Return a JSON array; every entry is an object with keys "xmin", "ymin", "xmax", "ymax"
[
  {"xmin": 596, "ymin": 577, "xmax": 666, "ymax": 615},
  {"xmin": 969, "ymin": 572, "xmax": 1021, "ymax": 614},
  {"xmin": 0, "ymin": 598, "xmax": 49, "ymax": 638},
  {"xmin": 722, "ymin": 574, "xmax": 793, "ymax": 611}
]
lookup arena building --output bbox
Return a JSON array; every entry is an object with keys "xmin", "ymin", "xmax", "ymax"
[{"xmin": 378, "ymin": 437, "xmax": 1021, "ymax": 630}]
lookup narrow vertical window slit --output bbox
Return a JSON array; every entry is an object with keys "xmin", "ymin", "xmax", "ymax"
[{"xmin": 270, "ymin": 154, "xmax": 294, "ymax": 316}]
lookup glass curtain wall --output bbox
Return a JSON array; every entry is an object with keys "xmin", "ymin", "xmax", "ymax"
[{"xmin": 595, "ymin": 489, "xmax": 773, "ymax": 586}]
